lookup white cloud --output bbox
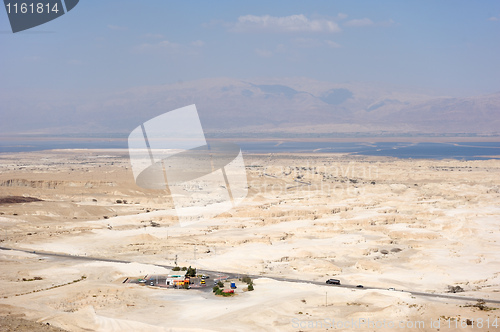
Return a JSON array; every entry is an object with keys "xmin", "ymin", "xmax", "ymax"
[
  {"xmin": 344, "ymin": 18, "xmax": 373, "ymax": 27},
  {"xmin": 255, "ymin": 49, "xmax": 274, "ymax": 58},
  {"xmin": 254, "ymin": 44, "xmax": 286, "ymax": 58},
  {"xmin": 135, "ymin": 40, "xmax": 179, "ymax": 53},
  {"xmin": 325, "ymin": 40, "xmax": 342, "ymax": 48},
  {"xmin": 379, "ymin": 19, "xmax": 396, "ymax": 27},
  {"xmin": 337, "ymin": 13, "xmax": 348, "ymax": 20},
  {"xmin": 488, "ymin": 16, "xmax": 499, "ymax": 21},
  {"xmin": 344, "ymin": 18, "xmax": 395, "ymax": 28},
  {"xmin": 291, "ymin": 38, "xmax": 342, "ymax": 49},
  {"xmin": 107, "ymin": 24, "xmax": 128, "ymax": 31},
  {"xmin": 234, "ymin": 14, "xmax": 341, "ymax": 33},
  {"xmin": 191, "ymin": 40, "xmax": 205, "ymax": 47}
]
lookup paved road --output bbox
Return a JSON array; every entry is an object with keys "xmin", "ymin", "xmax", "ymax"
[{"xmin": 1, "ymin": 246, "xmax": 499, "ymax": 305}]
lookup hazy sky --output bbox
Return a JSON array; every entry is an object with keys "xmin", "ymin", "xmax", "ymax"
[{"xmin": 1, "ymin": 0, "xmax": 500, "ymax": 97}]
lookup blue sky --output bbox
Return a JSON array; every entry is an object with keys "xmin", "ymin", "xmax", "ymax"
[{"xmin": 1, "ymin": 0, "xmax": 500, "ymax": 97}]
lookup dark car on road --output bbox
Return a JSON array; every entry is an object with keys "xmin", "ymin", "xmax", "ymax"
[{"xmin": 326, "ymin": 279, "xmax": 341, "ymax": 285}]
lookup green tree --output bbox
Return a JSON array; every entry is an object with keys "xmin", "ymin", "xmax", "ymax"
[{"xmin": 185, "ymin": 266, "xmax": 196, "ymax": 277}]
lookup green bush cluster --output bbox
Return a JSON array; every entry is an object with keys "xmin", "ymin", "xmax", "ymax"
[
  {"xmin": 185, "ymin": 266, "xmax": 196, "ymax": 277},
  {"xmin": 241, "ymin": 276, "xmax": 252, "ymax": 284},
  {"xmin": 212, "ymin": 285, "xmax": 233, "ymax": 297},
  {"xmin": 241, "ymin": 276, "xmax": 254, "ymax": 291}
]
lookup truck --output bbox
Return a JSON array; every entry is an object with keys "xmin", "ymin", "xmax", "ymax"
[{"xmin": 326, "ymin": 279, "xmax": 341, "ymax": 285}]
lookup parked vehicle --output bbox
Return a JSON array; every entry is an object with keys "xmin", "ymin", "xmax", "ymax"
[
  {"xmin": 326, "ymin": 279, "xmax": 341, "ymax": 285},
  {"xmin": 388, "ymin": 287, "xmax": 395, "ymax": 291},
  {"xmin": 230, "ymin": 282, "xmax": 237, "ymax": 289},
  {"xmin": 356, "ymin": 285, "xmax": 364, "ymax": 288}
]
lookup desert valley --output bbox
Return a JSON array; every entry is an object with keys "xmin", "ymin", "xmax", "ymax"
[{"xmin": 0, "ymin": 149, "xmax": 499, "ymax": 331}]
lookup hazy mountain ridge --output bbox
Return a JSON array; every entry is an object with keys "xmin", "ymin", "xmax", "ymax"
[{"xmin": 1, "ymin": 78, "xmax": 499, "ymax": 136}]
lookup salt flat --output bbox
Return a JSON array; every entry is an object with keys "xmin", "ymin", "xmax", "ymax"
[{"xmin": 0, "ymin": 150, "xmax": 499, "ymax": 331}]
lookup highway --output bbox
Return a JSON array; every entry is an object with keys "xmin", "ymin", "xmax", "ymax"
[{"xmin": 1, "ymin": 246, "xmax": 499, "ymax": 305}]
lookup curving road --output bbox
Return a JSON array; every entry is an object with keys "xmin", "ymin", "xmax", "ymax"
[{"xmin": 1, "ymin": 246, "xmax": 499, "ymax": 305}]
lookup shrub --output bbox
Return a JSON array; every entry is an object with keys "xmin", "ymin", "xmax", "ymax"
[
  {"xmin": 248, "ymin": 284, "xmax": 254, "ymax": 291},
  {"xmin": 116, "ymin": 200, "xmax": 122, "ymax": 204},
  {"xmin": 447, "ymin": 285, "xmax": 464, "ymax": 293},
  {"xmin": 181, "ymin": 266, "xmax": 187, "ymax": 271},
  {"xmin": 172, "ymin": 266, "xmax": 181, "ymax": 271},
  {"xmin": 213, "ymin": 286, "xmax": 219, "ymax": 293},
  {"xmin": 217, "ymin": 281, "xmax": 224, "ymax": 288},
  {"xmin": 241, "ymin": 276, "xmax": 252, "ymax": 285}
]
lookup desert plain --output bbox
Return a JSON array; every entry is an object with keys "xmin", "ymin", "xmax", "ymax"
[{"xmin": 0, "ymin": 149, "xmax": 499, "ymax": 331}]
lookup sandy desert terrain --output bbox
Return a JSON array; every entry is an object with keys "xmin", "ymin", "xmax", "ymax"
[{"xmin": 0, "ymin": 149, "xmax": 499, "ymax": 331}]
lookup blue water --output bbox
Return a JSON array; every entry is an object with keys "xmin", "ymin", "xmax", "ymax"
[
  {"xmin": 238, "ymin": 141, "xmax": 500, "ymax": 160},
  {"xmin": 1, "ymin": 138, "xmax": 499, "ymax": 160}
]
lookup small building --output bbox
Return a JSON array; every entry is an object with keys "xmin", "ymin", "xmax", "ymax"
[{"xmin": 166, "ymin": 277, "xmax": 189, "ymax": 286}]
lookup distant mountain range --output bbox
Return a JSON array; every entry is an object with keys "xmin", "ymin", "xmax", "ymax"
[{"xmin": 2, "ymin": 77, "xmax": 499, "ymax": 137}]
